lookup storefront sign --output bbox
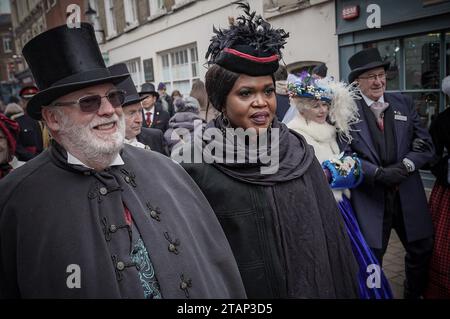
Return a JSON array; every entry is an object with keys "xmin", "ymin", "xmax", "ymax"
[{"xmin": 342, "ymin": 5, "xmax": 360, "ymax": 20}]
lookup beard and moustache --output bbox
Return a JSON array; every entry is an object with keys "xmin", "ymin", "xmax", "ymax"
[{"xmin": 56, "ymin": 110, "xmax": 126, "ymax": 166}]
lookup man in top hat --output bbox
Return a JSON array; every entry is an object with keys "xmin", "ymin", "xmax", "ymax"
[
  {"xmin": 109, "ymin": 64, "xmax": 167, "ymax": 155},
  {"xmin": 157, "ymin": 82, "xmax": 175, "ymax": 117},
  {"xmin": 0, "ymin": 23, "xmax": 245, "ymax": 298},
  {"xmin": 139, "ymin": 83, "xmax": 170, "ymax": 132},
  {"xmin": 345, "ymin": 47, "xmax": 435, "ymax": 298},
  {"xmin": 14, "ymin": 85, "xmax": 44, "ymax": 161}
]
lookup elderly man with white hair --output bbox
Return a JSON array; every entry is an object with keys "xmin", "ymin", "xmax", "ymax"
[{"xmin": 0, "ymin": 23, "xmax": 245, "ymax": 299}]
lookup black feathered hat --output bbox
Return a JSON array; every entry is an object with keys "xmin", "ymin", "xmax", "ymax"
[
  {"xmin": 108, "ymin": 63, "xmax": 146, "ymax": 107},
  {"xmin": 22, "ymin": 23, "xmax": 129, "ymax": 120},
  {"xmin": 205, "ymin": 1, "xmax": 289, "ymax": 76}
]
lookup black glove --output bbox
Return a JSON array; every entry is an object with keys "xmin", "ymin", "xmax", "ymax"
[
  {"xmin": 412, "ymin": 138, "xmax": 428, "ymax": 152},
  {"xmin": 374, "ymin": 163, "xmax": 409, "ymax": 186}
]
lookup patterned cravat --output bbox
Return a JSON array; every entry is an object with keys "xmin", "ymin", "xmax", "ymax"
[
  {"xmin": 145, "ymin": 111, "xmax": 152, "ymax": 127},
  {"xmin": 369, "ymin": 101, "xmax": 389, "ymax": 131}
]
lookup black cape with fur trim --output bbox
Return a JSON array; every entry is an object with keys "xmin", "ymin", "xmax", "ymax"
[
  {"xmin": 181, "ymin": 121, "xmax": 359, "ymax": 298},
  {"xmin": 0, "ymin": 142, "xmax": 246, "ymax": 298}
]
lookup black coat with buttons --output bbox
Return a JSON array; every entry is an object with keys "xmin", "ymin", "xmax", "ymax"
[{"xmin": 0, "ymin": 142, "xmax": 246, "ymax": 298}]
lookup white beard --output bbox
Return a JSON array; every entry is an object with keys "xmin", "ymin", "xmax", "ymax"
[{"xmin": 58, "ymin": 112, "xmax": 125, "ymax": 167}]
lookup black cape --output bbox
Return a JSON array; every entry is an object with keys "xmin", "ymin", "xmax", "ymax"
[
  {"xmin": 0, "ymin": 142, "xmax": 246, "ymax": 298},
  {"xmin": 181, "ymin": 119, "xmax": 360, "ymax": 298}
]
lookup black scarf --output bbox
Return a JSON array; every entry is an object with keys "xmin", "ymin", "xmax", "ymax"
[
  {"xmin": 190, "ymin": 117, "xmax": 359, "ymax": 298},
  {"xmin": 199, "ymin": 117, "xmax": 314, "ymax": 186}
]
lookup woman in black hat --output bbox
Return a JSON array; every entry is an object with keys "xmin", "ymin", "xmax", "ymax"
[{"xmin": 180, "ymin": 1, "xmax": 359, "ymax": 298}]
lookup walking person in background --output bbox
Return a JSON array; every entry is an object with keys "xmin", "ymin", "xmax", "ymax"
[
  {"xmin": 171, "ymin": 90, "xmax": 183, "ymax": 103},
  {"xmin": 157, "ymin": 82, "xmax": 174, "ymax": 117},
  {"xmin": 164, "ymin": 96, "xmax": 205, "ymax": 154},
  {"xmin": 14, "ymin": 86, "xmax": 44, "ymax": 161},
  {"xmin": 190, "ymin": 79, "xmax": 218, "ymax": 122},
  {"xmin": 425, "ymin": 75, "xmax": 450, "ymax": 298}
]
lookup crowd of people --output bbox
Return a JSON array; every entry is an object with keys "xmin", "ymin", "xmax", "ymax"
[{"xmin": 0, "ymin": 1, "xmax": 449, "ymax": 299}]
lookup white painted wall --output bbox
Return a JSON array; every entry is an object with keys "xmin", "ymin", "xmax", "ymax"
[
  {"xmin": 268, "ymin": 0, "xmax": 339, "ymax": 78},
  {"xmin": 101, "ymin": 0, "xmax": 339, "ymax": 90}
]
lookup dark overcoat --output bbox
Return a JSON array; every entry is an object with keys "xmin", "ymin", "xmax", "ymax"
[
  {"xmin": 346, "ymin": 93, "xmax": 434, "ymax": 249},
  {"xmin": 137, "ymin": 127, "xmax": 168, "ymax": 155}
]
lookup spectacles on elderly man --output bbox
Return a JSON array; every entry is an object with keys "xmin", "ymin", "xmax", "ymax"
[
  {"xmin": 50, "ymin": 89, "xmax": 126, "ymax": 113},
  {"xmin": 358, "ymin": 72, "xmax": 386, "ymax": 82}
]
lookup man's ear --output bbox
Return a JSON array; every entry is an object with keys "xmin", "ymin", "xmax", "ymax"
[{"xmin": 41, "ymin": 107, "xmax": 61, "ymax": 131}]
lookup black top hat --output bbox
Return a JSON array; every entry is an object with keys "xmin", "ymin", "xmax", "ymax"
[
  {"xmin": 312, "ymin": 63, "xmax": 328, "ymax": 78},
  {"xmin": 22, "ymin": 23, "xmax": 129, "ymax": 120},
  {"xmin": 348, "ymin": 48, "xmax": 390, "ymax": 83},
  {"xmin": 139, "ymin": 83, "xmax": 159, "ymax": 99},
  {"xmin": 108, "ymin": 63, "xmax": 146, "ymax": 107},
  {"xmin": 206, "ymin": 1, "xmax": 288, "ymax": 76}
]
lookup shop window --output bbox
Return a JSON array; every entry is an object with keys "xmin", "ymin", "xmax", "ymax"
[
  {"xmin": 364, "ymin": 32, "xmax": 447, "ymax": 128},
  {"xmin": 364, "ymin": 40, "xmax": 400, "ymax": 91},
  {"xmin": 405, "ymin": 34, "xmax": 440, "ymax": 90}
]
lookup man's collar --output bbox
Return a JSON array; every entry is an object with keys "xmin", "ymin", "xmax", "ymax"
[
  {"xmin": 124, "ymin": 138, "xmax": 146, "ymax": 149},
  {"xmin": 144, "ymin": 106, "xmax": 155, "ymax": 113},
  {"xmin": 361, "ymin": 92, "xmax": 385, "ymax": 106},
  {"xmin": 67, "ymin": 152, "xmax": 124, "ymax": 168}
]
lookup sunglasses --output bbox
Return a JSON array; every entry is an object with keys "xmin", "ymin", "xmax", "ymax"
[{"xmin": 51, "ymin": 89, "xmax": 126, "ymax": 112}]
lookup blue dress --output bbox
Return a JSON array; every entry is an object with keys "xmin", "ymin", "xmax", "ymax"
[{"xmin": 323, "ymin": 156, "xmax": 393, "ymax": 299}]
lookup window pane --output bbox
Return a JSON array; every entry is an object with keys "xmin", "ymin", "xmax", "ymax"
[
  {"xmin": 143, "ymin": 58, "xmax": 154, "ymax": 82},
  {"xmin": 406, "ymin": 92, "xmax": 440, "ymax": 128},
  {"xmin": 405, "ymin": 33, "xmax": 440, "ymax": 90},
  {"xmin": 172, "ymin": 80, "xmax": 191, "ymax": 96},
  {"xmin": 363, "ymin": 40, "xmax": 400, "ymax": 90}
]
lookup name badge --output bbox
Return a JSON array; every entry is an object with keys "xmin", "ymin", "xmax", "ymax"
[{"xmin": 394, "ymin": 114, "xmax": 407, "ymax": 121}]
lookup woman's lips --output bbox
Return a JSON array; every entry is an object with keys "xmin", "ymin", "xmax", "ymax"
[{"xmin": 250, "ymin": 112, "xmax": 270, "ymax": 125}]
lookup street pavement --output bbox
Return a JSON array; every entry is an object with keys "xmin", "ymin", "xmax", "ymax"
[
  {"xmin": 383, "ymin": 231, "xmax": 406, "ymax": 299},
  {"xmin": 381, "ymin": 186, "xmax": 432, "ymax": 299}
]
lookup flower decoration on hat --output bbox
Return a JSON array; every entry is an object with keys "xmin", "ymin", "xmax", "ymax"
[
  {"xmin": 288, "ymin": 72, "xmax": 362, "ymax": 143},
  {"xmin": 205, "ymin": 1, "xmax": 289, "ymax": 76},
  {"xmin": 287, "ymin": 71, "xmax": 333, "ymax": 103}
]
